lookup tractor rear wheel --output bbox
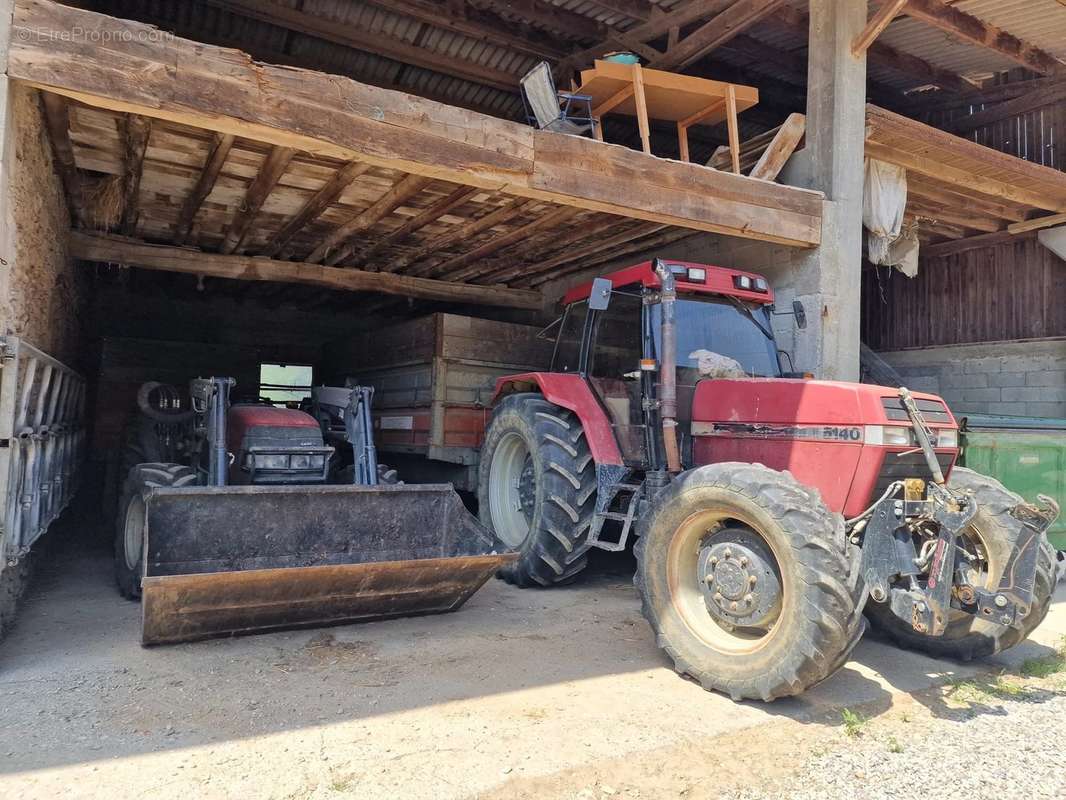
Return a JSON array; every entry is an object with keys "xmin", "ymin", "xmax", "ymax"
[
  {"xmin": 635, "ymin": 463, "xmax": 863, "ymax": 701},
  {"xmin": 478, "ymin": 393, "xmax": 596, "ymax": 587},
  {"xmin": 114, "ymin": 463, "xmax": 199, "ymax": 600},
  {"xmin": 865, "ymin": 467, "xmax": 1056, "ymax": 661}
]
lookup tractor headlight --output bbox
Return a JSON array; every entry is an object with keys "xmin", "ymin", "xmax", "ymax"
[
  {"xmin": 864, "ymin": 425, "xmax": 912, "ymax": 446},
  {"xmin": 290, "ymin": 454, "xmax": 311, "ymax": 469},
  {"xmin": 934, "ymin": 429, "xmax": 958, "ymax": 448},
  {"xmin": 256, "ymin": 453, "xmax": 290, "ymax": 470}
]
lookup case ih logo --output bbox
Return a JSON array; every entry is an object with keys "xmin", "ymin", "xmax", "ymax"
[{"xmin": 692, "ymin": 423, "xmax": 863, "ymax": 442}]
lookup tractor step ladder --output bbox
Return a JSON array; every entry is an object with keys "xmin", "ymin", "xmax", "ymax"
[{"xmin": 587, "ymin": 482, "xmax": 643, "ymax": 552}]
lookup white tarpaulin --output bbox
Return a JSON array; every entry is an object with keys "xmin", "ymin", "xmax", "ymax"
[{"xmin": 863, "ymin": 158, "xmax": 918, "ymax": 277}]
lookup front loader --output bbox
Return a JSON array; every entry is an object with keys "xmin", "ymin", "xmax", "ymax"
[
  {"xmin": 116, "ymin": 377, "xmax": 513, "ymax": 645},
  {"xmin": 479, "ymin": 258, "xmax": 1059, "ymax": 701}
]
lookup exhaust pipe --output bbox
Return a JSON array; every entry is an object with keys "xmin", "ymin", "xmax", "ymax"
[{"xmin": 654, "ymin": 259, "xmax": 682, "ymax": 473}]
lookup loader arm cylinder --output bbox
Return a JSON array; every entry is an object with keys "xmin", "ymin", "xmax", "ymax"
[{"xmin": 653, "ymin": 259, "xmax": 682, "ymax": 473}]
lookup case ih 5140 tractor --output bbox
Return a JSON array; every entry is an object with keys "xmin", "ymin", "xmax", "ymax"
[{"xmin": 479, "ymin": 258, "xmax": 1059, "ymax": 701}]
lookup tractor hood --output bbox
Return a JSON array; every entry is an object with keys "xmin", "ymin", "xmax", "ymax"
[{"xmin": 690, "ymin": 378, "xmax": 958, "ymax": 434}]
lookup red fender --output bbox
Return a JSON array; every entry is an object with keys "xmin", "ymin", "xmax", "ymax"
[{"xmin": 491, "ymin": 373, "xmax": 623, "ymax": 466}]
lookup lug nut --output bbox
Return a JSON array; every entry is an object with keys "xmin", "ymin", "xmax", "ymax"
[
  {"xmin": 994, "ymin": 594, "xmax": 1008, "ymax": 608},
  {"xmin": 709, "ymin": 556, "xmax": 719, "ymax": 566},
  {"xmin": 730, "ymin": 601, "xmax": 738, "ymax": 611},
  {"xmin": 705, "ymin": 574, "xmax": 714, "ymax": 584},
  {"xmin": 714, "ymin": 592, "xmax": 723, "ymax": 604},
  {"xmin": 748, "ymin": 575, "xmax": 757, "ymax": 586},
  {"xmin": 743, "ymin": 594, "xmax": 754, "ymax": 605},
  {"xmin": 739, "ymin": 556, "xmax": 749, "ymax": 567},
  {"xmin": 724, "ymin": 548, "xmax": 733, "ymax": 559}
]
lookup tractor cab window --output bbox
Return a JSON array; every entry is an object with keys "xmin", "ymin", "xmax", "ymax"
[
  {"xmin": 552, "ymin": 301, "xmax": 589, "ymax": 373},
  {"xmin": 651, "ymin": 298, "xmax": 781, "ymax": 380},
  {"xmin": 259, "ymin": 363, "xmax": 313, "ymax": 406},
  {"xmin": 588, "ymin": 290, "xmax": 647, "ymax": 464}
]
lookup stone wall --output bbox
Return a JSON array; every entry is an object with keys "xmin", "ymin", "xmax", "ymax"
[{"xmin": 878, "ymin": 339, "xmax": 1066, "ymax": 419}]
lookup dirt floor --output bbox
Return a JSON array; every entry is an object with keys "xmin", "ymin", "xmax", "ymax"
[{"xmin": 2, "ymin": 506, "xmax": 1065, "ymax": 800}]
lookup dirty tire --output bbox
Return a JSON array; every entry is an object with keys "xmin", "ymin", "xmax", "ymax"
[
  {"xmin": 865, "ymin": 467, "xmax": 1056, "ymax": 661},
  {"xmin": 0, "ymin": 556, "xmax": 32, "ymax": 640},
  {"xmin": 114, "ymin": 463, "xmax": 199, "ymax": 600},
  {"xmin": 635, "ymin": 462, "xmax": 859, "ymax": 701},
  {"xmin": 478, "ymin": 393, "xmax": 596, "ymax": 588}
]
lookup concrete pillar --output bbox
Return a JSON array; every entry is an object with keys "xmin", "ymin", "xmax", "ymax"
[{"xmin": 789, "ymin": 0, "xmax": 868, "ymax": 381}]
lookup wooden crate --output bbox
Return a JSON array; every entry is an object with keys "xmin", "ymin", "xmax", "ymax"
[{"xmin": 324, "ymin": 314, "xmax": 553, "ymax": 465}]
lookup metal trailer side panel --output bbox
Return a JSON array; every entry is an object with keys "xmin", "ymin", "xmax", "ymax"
[{"xmin": 0, "ymin": 337, "xmax": 86, "ymax": 570}]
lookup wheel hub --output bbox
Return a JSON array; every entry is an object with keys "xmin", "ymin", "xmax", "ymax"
[{"xmin": 698, "ymin": 534, "xmax": 781, "ymax": 629}]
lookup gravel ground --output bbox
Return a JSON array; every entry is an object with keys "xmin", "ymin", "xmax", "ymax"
[{"xmin": 723, "ymin": 670, "xmax": 1066, "ymax": 800}]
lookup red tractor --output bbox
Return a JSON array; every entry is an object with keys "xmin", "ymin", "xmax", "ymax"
[{"xmin": 479, "ymin": 258, "xmax": 1059, "ymax": 701}]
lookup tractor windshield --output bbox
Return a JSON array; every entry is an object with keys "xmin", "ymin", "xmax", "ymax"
[{"xmin": 651, "ymin": 296, "xmax": 781, "ymax": 378}]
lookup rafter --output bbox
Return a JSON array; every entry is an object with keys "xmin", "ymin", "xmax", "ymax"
[
  {"xmin": 120, "ymin": 115, "xmax": 152, "ymax": 236},
  {"xmin": 852, "ymin": 0, "xmax": 907, "ymax": 57},
  {"xmin": 899, "ymin": 0, "xmax": 1066, "ymax": 76},
  {"xmin": 651, "ymin": 0, "xmax": 786, "ymax": 72},
  {"xmin": 475, "ymin": 0, "xmax": 605, "ymax": 41},
  {"xmin": 174, "ymin": 132, "xmax": 234, "ymax": 245},
  {"xmin": 262, "ymin": 160, "xmax": 370, "ymax": 257},
  {"xmin": 362, "ymin": 185, "xmax": 479, "ymax": 271},
  {"xmin": 220, "ymin": 145, "xmax": 295, "ymax": 255},
  {"xmin": 39, "ymin": 92, "xmax": 84, "ymax": 227}
]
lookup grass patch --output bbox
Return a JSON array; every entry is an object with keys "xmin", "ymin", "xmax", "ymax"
[
  {"xmin": 1020, "ymin": 636, "xmax": 1066, "ymax": 679},
  {"xmin": 886, "ymin": 736, "xmax": 903, "ymax": 754},
  {"xmin": 945, "ymin": 674, "xmax": 1031, "ymax": 706},
  {"xmin": 841, "ymin": 708, "xmax": 866, "ymax": 737}
]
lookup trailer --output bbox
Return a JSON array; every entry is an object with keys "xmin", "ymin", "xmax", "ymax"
[{"xmin": 322, "ymin": 314, "xmax": 552, "ymax": 491}]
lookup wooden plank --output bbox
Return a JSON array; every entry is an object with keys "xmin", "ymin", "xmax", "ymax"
[
  {"xmin": 69, "ymin": 232, "xmax": 545, "ymax": 309},
  {"xmin": 311, "ymin": 174, "xmax": 432, "ymax": 265},
  {"xmin": 361, "ymin": 185, "xmax": 479, "ymax": 270},
  {"xmin": 174, "ymin": 132, "xmax": 234, "ymax": 245},
  {"xmin": 120, "ymin": 115, "xmax": 152, "ymax": 236},
  {"xmin": 1008, "ymin": 213, "xmax": 1066, "ymax": 235},
  {"xmin": 677, "ymin": 123, "xmax": 690, "ymax": 163},
  {"xmin": 906, "ymin": 176, "xmax": 1027, "ymax": 223},
  {"xmin": 651, "ymin": 0, "xmax": 785, "ymax": 71},
  {"xmin": 901, "ymin": 0, "xmax": 1066, "ymax": 77},
  {"xmin": 922, "ymin": 230, "xmax": 1036, "ymax": 259},
  {"xmin": 949, "ymin": 79, "xmax": 1066, "ymax": 135},
  {"xmin": 725, "ymin": 85, "xmax": 741, "ymax": 175},
  {"xmin": 521, "ymin": 222, "xmax": 667, "ymax": 284},
  {"xmin": 220, "ymin": 145, "xmax": 295, "ymax": 254},
  {"xmin": 852, "ymin": 0, "xmax": 907, "ymax": 57},
  {"xmin": 39, "ymin": 91, "xmax": 83, "ymax": 227},
  {"xmin": 261, "ymin": 160, "xmax": 369, "ymax": 257},
  {"xmin": 12, "ymin": 0, "xmax": 823, "ymax": 248},
  {"xmin": 749, "ymin": 112, "xmax": 805, "ymax": 181},
  {"xmin": 631, "ymin": 65, "xmax": 651, "ymax": 155}
]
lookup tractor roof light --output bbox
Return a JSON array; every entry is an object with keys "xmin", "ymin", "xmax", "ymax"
[
  {"xmin": 733, "ymin": 274, "xmax": 769, "ymax": 293},
  {"xmin": 686, "ymin": 267, "xmax": 706, "ymax": 283}
]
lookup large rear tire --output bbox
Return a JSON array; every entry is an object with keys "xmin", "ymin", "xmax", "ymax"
[
  {"xmin": 477, "ymin": 394, "xmax": 596, "ymax": 587},
  {"xmin": 635, "ymin": 463, "xmax": 862, "ymax": 701},
  {"xmin": 865, "ymin": 467, "xmax": 1056, "ymax": 661},
  {"xmin": 114, "ymin": 463, "xmax": 199, "ymax": 600}
]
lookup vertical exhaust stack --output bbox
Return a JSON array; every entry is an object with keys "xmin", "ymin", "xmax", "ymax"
[{"xmin": 653, "ymin": 259, "xmax": 682, "ymax": 473}]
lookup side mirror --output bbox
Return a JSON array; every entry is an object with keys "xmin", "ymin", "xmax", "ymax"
[
  {"xmin": 768, "ymin": 300, "xmax": 807, "ymax": 330},
  {"xmin": 588, "ymin": 277, "xmax": 612, "ymax": 311}
]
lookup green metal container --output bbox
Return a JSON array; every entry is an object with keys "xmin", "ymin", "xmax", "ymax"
[{"xmin": 959, "ymin": 414, "xmax": 1066, "ymax": 550}]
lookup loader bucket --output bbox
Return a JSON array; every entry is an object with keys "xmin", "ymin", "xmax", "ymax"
[{"xmin": 139, "ymin": 483, "xmax": 516, "ymax": 645}]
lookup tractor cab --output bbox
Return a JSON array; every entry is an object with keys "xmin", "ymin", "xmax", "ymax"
[{"xmin": 553, "ymin": 260, "xmax": 791, "ymax": 469}]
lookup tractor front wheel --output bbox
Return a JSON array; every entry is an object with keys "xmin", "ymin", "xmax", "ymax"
[
  {"xmin": 635, "ymin": 463, "xmax": 863, "ymax": 701},
  {"xmin": 477, "ymin": 393, "xmax": 596, "ymax": 587},
  {"xmin": 114, "ymin": 463, "xmax": 199, "ymax": 600},
  {"xmin": 865, "ymin": 467, "xmax": 1056, "ymax": 661}
]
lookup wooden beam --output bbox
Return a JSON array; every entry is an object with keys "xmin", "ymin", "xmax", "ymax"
[
  {"xmin": 220, "ymin": 145, "xmax": 295, "ymax": 255},
  {"xmin": 522, "ymin": 221, "xmax": 667, "ymax": 284},
  {"xmin": 750, "ymin": 112, "xmax": 805, "ymax": 181},
  {"xmin": 651, "ymin": 0, "xmax": 786, "ymax": 71},
  {"xmin": 204, "ymin": 0, "xmax": 523, "ymax": 91},
  {"xmin": 11, "ymin": 0, "xmax": 823, "ymax": 248},
  {"xmin": 69, "ymin": 232, "xmax": 545, "ymax": 309},
  {"xmin": 949, "ymin": 79, "xmax": 1066, "ymax": 135},
  {"xmin": 579, "ymin": 0, "xmax": 654, "ymax": 21},
  {"xmin": 360, "ymin": 185, "xmax": 479, "ymax": 270},
  {"xmin": 399, "ymin": 198, "xmax": 533, "ymax": 276},
  {"xmin": 923, "ymin": 229, "xmax": 1035, "ymax": 259},
  {"xmin": 901, "ymin": 0, "xmax": 1066, "ymax": 76},
  {"xmin": 38, "ymin": 92, "xmax": 83, "ymax": 227},
  {"xmin": 262, "ymin": 160, "xmax": 369, "ymax": 257},
  {"xmin": 311, "ymin": 173, "xmax": 432, "ymax": 265},
  {"xmin": 725, "ymin": 86, "xmax": 741, "ymax": 175},
  {"xmin": 1008, "ymin": 213, "xmax": 1066, "ymax": 235},
  {"xmin": 631, "ymin": 64, "xmax": 651, "ymax": 155},
  {"xmin": 906, "ymin": 176, "xmax": 1027, "ymax": 223},
  {"xmin": 120, "ymin": 115, "xmax": 151, "ymax": 236},
  {"xmin": 476, "ymin": 0, "xmax": 605, "ymax": 41},
  {"xmin": 174, "ymin": 132, "xmax": 234, "ymax": 245},
  {"xmin": 906, "ymin": 200, "xmax": 1003, "ymax": 234},
  {"xmin": 852, "ymin": 0, "xmax": 907, "ymax": 57}
]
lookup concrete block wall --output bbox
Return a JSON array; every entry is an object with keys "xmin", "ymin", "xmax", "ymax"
[{"xmin": 878, "ymin": 339, "xmax": 1066, "ymax": 418}]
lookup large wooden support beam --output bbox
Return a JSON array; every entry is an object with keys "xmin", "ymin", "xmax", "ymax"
[
  {"xmin": 900, "ymin": 0, "xmax": 1066, "ymax": 76},
  {"xmin": 12, "ymin": 0, "xmax": 822, "ymax": 248},
  {"xmin": 38, "ymin": 91, "xmax": 83, "ymax": 227},
  {"xmin": 220, "ymin": 145, "xmax": 294, "ymax": 254},
  {"xmin": 174, "ymin": 132, "xmax": 234, "ymax": 245},
  {"xmin": 69, "ymin": 232, "xmax": 545, "ymax": 309},
  {"xmin": 120, "ymin": 115, "xmax": 152, "ymax": 236}
]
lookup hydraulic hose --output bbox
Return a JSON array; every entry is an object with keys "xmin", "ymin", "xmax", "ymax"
[{"xmin": 653, "ymin": 259, "xmax": 682, "ymax": 473}]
